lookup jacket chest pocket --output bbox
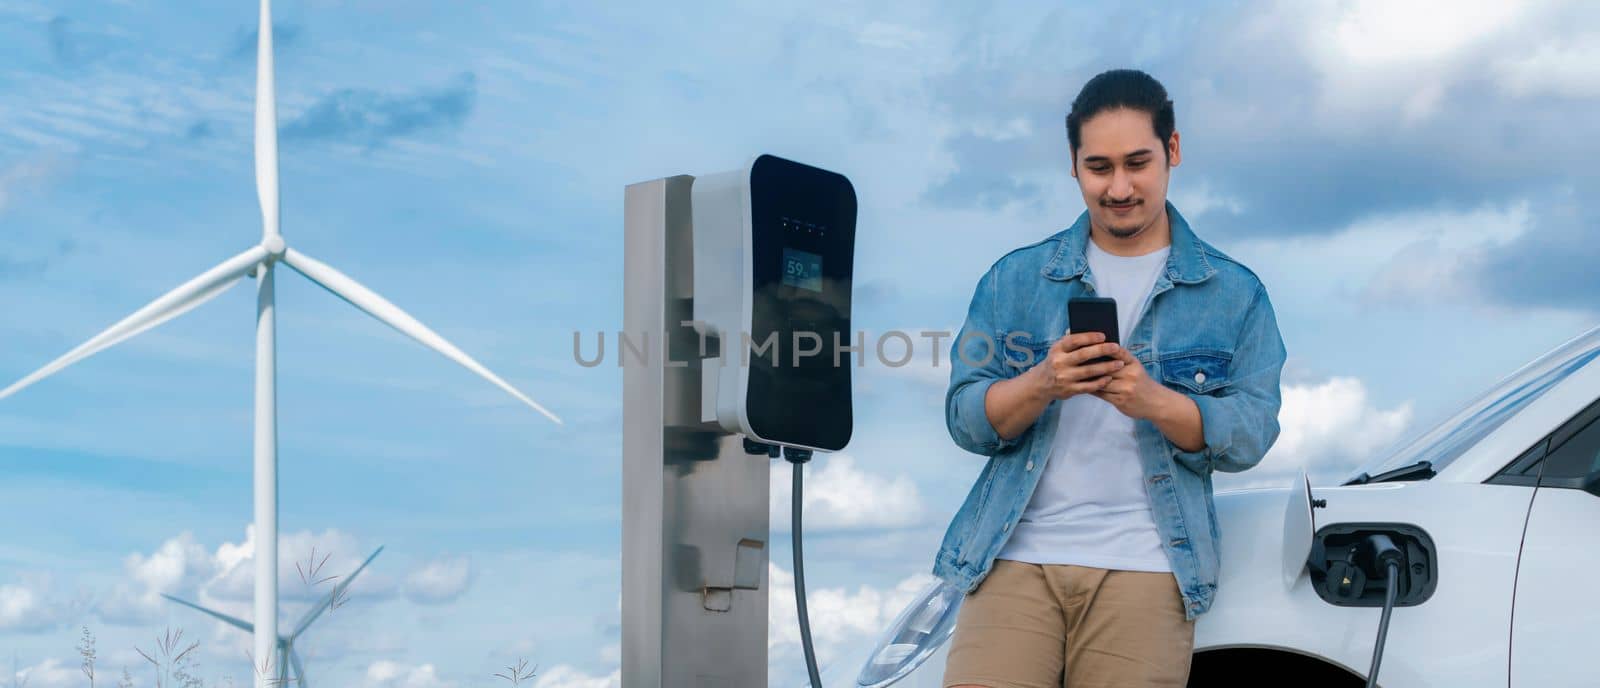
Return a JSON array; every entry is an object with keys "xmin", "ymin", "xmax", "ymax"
[
  {"xmin": 1159, "ymin": 350, "xmax": 1232, "ymax": 394},
  {"xmin": 997, "ymin": 330, "xmax": 1053, "ymax": 374}
]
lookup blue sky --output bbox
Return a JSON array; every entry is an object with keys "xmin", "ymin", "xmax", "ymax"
[{"xmin": 2, "ymin": 1, "xmax": 1598, "ymax": 686}]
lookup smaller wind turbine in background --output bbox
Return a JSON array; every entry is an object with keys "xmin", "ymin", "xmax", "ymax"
[{"xmin": 162, "ymin": 546, "xmax": 384, "ymax": 688}]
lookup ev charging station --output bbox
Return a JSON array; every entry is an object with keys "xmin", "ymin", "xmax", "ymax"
[{"xmin": 622, "ymin": 154, "xmax": 857, "ymax": 687}]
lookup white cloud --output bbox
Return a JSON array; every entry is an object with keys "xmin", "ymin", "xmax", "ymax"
[
  {"xmin": 0, "ymin": 157, "xmax": 70, "ymax": 214},
  {"xmin": 1230, "ymin": 200, "xmax": 1532, "ymax": 309},
  {"xmin": 1493, "ymin": 37, "xmax": 1600, "ymax": 99},
  {"xmin": 404, "ymin": 556, "xmax": 473, "ymax": 605},
  {"xmin": 0, "ymin": 572, "xmax": 72, "ymax": 633},
  {"xmin": 1363, "ymin": 237, "xmax": 1483, "ymax": 306},
  {"xmin": 770, "ymin": 454, "xmax": 925, "ymax": 531},
  {"xmin": 97, "ymin": 531, "xmax": 218, "ymax": 624},
  {"xmin": 1301, "ymin": 0, "xmax": 1535, "ymax": 120},
  {"xmin": 0, "ymin": 583, "xmax": 44, "ymax": 631},
  {"xmin": 364, "ymin": 660, "xmax": 457, "ymax": 688},
  {"xmin": 1274, "ymin": 378, "xmax": 1414, "ymax": 466},
  {"xmin": 965, "ymin": 116, "xmax": 1035, "ymax": 142},
  {"xmin": 1323, "ymin": 0, "xmax": 1522, "ymax": 65},
  {"xmin": 1256, "ymin": 0, "xmax": 1600, "ymax": 127},
  {"xmin": 12, "ymin": 658, "xmax": 80, "ymax": 688},
  {"xmin": 856, "ymin": 22, "xmax": 927, "ymax": 51},
  {"xmin": 1359, "ymin": 201, "xmax": 1532, "ymax": 307},
  {"xmin": 97, "ymin": 526, "xmax": 396, "ymax": 628},
  {"xmin": 1170, "ymin": 181, "xmax": 1245, "ymax": 219},
  {"xmin": 533, "ymin": 665, "xmax": 622, "ymax": 688},
  {"xmin": 208, "ymin": 527, "xmax": 389, "ymax": 603},
  {"xmin": 1215, "ymin": 376, "xmax": 1413, "ymax": 491},
  {"xmin": 768, "ymin": 564, "xmax": 937, "ymax": 676}
]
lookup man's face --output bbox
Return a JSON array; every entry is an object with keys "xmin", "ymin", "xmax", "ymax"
[{"xmin": 1070, "ymin": 107, "xmax": 1181, "ymax": 240}]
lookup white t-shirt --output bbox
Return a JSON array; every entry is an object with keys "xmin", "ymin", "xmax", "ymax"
[{"xmin": 997, "ymin": 237, "xmax": 1173, "ymax": 571}]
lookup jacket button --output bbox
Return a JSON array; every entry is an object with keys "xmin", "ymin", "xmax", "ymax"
[
  {"xmin": 1002, "ymin": 521, "xmax": 1010, "ymax": 532},
  {"xmin": 1194, "ymin": 371, "xmax": 1206, "ymax": 384},
  {"xmin": 1025, "ymin": 460, "xmax": 1035, "ymax": 471}
]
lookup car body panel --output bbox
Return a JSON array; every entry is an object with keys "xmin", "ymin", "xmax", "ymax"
[
  {"xmin": 1510, "ymin": 486, "xmax": 1600, "ymax": 688},
  {"xmin": 1198, "ymin": 481, "xmax": 1530, "ymax": 686}
]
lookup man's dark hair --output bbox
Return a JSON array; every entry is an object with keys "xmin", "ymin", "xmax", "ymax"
[{"xmin": 1065, "ymin": 69, "xmax": 1176, "ymax": 160}]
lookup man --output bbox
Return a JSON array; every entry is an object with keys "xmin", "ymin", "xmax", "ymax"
[{"xmin": 936, "ymin": 69, "xmax": 1286, "ymax": 688}]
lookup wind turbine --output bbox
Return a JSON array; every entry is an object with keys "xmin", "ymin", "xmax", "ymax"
[
  {"xmin": 163, "ymin": 546, "xmax": 386, "ymax": 688},
  {"xmin": 0, "ymin": 2, "xmax": 561, "ymax": 686}
]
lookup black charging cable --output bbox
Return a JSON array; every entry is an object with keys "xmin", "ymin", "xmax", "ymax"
[
  {"xmin": 782, "ymin": 445, "xmax": 824, "ymax": 688},
  {"xmin": 742, "ymin": 440, "xmax": 825, "ymax": 686},
  {"xmin": 1360, "ymin": 533, "xmax": 1405, "ymax": 688}
]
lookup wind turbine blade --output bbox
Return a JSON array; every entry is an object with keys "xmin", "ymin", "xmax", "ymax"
[
  {"xmin": 255, "ymin": 0, "xmax": 280, "ymax": 239},
  {"xmin": 291, "ymin": 545, "xmax": 383, "ymax": 640},
  {"xmin": 0, "ymin": 246, "xmax": 268, "ymax": 401},
  {"xmin": 290, "ymin": 647, "xmax": 306, "ymax": 688},
  {"xmin": 280, "ymin": 249, "xmax": 563, "ymax": 425},
  {"xmin": 161, "ymin": 593, "xmax": 255, "ymax": 634}
]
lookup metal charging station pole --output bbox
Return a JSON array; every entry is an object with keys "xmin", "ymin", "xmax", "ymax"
[{"xmin": 622, "ymin": 176, "xmax": 772, "ymax": 687}]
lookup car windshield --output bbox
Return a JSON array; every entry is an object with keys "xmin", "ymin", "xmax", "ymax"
[{"xmin": 1346, "ymin": 326, "xmax": 1600, "ymax": 482}]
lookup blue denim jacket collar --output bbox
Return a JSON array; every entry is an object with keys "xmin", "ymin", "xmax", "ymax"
[{"xmin": 1041, "ymin": 200, "xmax": 1217, "ymax": 286}]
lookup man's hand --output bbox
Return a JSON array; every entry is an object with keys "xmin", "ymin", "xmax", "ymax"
[
  {"xmin": 1029, "ymin": 330, "xmax": 1126, "ymax": 401},
  {"xmin": 1092, "ymin": 346, "xmax": 1180, "ymax": 421}
]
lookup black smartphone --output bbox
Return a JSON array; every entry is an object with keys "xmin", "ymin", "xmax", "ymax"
[{"xmin": 1067, "ymin": 296, "xmax": 1119, "ymax": 365}]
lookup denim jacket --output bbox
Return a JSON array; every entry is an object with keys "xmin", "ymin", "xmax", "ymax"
[{"xmin": 934, "ymin": 201, "xmax": 1286, "ymax": 621}]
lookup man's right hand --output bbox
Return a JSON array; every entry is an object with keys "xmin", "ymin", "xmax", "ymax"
[
  {"xmin": 1028, "ymin": 330, "xmax": 1125, "ymax": 401},
  {"xmin": 983, "ymin": 331, "xmax": 1127, "ymax": 443}
]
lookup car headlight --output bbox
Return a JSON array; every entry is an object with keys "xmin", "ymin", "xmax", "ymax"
[{"xmin": 854, "ymin": 579, "xmax": 964, "ymax": 687}]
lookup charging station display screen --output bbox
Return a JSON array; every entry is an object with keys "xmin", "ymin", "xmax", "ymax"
[
  {"xmin": 746, "ymin": 154, "xmax": 856, "ymax": 451},
  {"xmin": 781, "ymin": 247, "xmax": 823, "ymax": 292}
]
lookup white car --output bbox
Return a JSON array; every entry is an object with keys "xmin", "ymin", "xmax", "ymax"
[{"xmin": 853, "ymin": 324, "xmax": 1600, "ymax": 688}]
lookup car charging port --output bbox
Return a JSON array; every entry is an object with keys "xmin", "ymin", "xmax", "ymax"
[
  {"xmin": 1308, "ymin": 523, "xmax": 1436, "ymax": 609},
  {"xmin": 1308, "ymin": 523, "xmax": 1438, "ymax": 688}
]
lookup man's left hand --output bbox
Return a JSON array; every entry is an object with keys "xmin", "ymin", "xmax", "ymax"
[{"xmin": 1093, "ymin": 346, "xmax": 1178, "ymax": 421}]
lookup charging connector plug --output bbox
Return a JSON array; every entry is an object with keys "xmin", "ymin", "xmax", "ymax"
[{"xmin": 1360, "ymin": 533, "xmax": 1406, "ymax": 688}]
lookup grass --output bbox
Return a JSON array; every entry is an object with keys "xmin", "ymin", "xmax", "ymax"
[
  {"xmin": 134, "ymin": 627, "xmax": 202, "ymax": 688},
  {"xmin": 493, "ymin": 657, "xmax": 539, "ymax": 686}
]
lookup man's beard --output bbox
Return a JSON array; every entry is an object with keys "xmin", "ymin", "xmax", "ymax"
[
  {"xmin": 1100, "ymin": 199, "xmax": 1145, "ymax": 239},
  {"xmin": 1104, "ymin": 218, "xmax": 1145, "ymax": 239}
]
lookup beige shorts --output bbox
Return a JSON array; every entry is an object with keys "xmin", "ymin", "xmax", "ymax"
[{"xmin": 942, "ymin": 559, "xmax": 1195, "ymax": 688}]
